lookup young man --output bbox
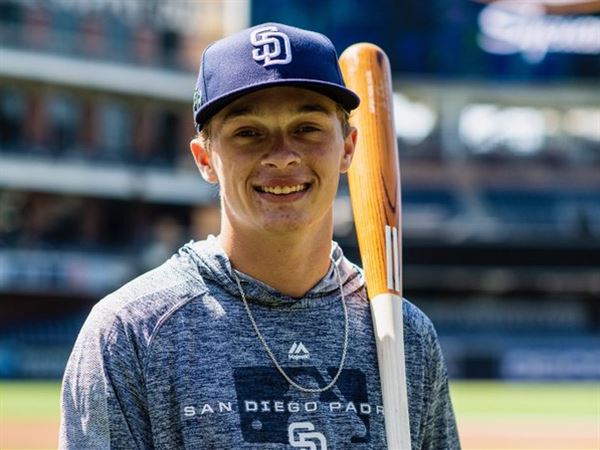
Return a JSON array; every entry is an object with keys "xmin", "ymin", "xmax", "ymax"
[{"xmin": 60, "ymin": 23, "xmax": 460, "ymax": 449}]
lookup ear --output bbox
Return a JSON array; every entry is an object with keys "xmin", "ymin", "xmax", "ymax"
[
  {"xmin": 190, "ymin": 138, "xmax": 218, "ymax": 184},
  {"xmin": 339, "ymin": 127, "xmax": 358, "ymax": 174}
]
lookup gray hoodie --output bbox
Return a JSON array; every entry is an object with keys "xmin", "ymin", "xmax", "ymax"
[{"xmin": 60, "ymin": 237, "xmax": 460, "ymax": 449}]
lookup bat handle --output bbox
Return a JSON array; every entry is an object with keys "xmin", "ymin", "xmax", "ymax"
[{"xmin": 370, "ymin": 293, "xmax": 412, "ymax": 449}]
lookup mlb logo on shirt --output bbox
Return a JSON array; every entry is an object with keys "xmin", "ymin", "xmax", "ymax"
[{"xmin": 233, "ymin": 366, "xmax": 374, "ymax": 446}]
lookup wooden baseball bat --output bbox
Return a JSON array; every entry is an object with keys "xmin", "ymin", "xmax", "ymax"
[{"xmin": 339, "ymin": 44, "xmax": 411, "ymax": 449}]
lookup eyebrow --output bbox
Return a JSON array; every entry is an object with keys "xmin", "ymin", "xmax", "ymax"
[
  {"xmin": 220, "ymin": 102, "xmax": 332, "ymax": 126},
  {"xmin": 297, "ymin": 103, "xmax": 331, "ymax": 115}
]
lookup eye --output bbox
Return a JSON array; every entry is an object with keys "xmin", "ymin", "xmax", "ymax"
[
  {"xmin": 234, "ymin": 128, "xmax": 260, "ymax": 138},
  {"xmin": 296, "ymin": 124, "xmax": 321, "ymax": 134}
]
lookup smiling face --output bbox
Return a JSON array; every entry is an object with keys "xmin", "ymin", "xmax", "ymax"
[{"xmin": 190, "ymin": 86, "xmax": 356, "ymax": 238}]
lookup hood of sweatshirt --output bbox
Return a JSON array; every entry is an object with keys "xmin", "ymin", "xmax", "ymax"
[{"xmin": 179, "ymin": 235, "xmax": 364, "ymax": 308}]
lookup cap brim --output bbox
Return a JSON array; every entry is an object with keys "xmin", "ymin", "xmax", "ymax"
[{"xmin": 194, "ymin": 79, "xmax": 360, "ymax": 130}]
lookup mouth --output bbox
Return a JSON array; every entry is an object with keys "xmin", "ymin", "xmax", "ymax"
[{"xmin": 254, "ymin": 183, "xmax": 310, "ymax": 196}]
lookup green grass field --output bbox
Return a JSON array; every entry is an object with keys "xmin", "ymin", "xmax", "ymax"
[
  {"xmin": 450, "ymin": 381, "xmax": 599, "ymax": 418},
  {"xmin": 1, "ymin": 380, "xmax": 598, "ymax": 449},
  {"xmin": 0, "ymin": 381, "xmax": 60, "ymax": 420}
]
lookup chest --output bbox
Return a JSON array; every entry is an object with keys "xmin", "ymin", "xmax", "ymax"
[{"xmin": 142, "ymin": 296, "xmax": 390, "ymax": 448}]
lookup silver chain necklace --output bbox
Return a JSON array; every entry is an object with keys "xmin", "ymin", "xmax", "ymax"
[{"xmin": 231, "ymin": 257, "xmax": 348, "ymax": 393}]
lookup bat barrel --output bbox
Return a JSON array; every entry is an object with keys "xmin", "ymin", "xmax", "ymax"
[{"xmin": 339, "ymin": 44, "xmax": 402, "ymax": 300}]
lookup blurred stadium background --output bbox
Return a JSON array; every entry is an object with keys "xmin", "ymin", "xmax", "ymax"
[{"xmin": 0, "ymin": 0, "xmax": 598, "ymax": 448}]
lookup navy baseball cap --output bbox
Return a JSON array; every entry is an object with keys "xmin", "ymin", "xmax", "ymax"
[{"xmin": 193, "ymin": 22, "xmax": 360, "ymax": 131}]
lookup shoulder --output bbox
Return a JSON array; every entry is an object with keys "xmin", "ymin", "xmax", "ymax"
[
  {"xmin": 402, "ymin": 298, "xmax": 438, "ymax": 341},
  {"xmin": 401, "ymin": 298, "xmax": 442, "ymax": 366},
  {"xmin": 80, "ymin": 247, "xmax": 210, "ymax": 352},
  {"xmin": 343, "ymin": 256, "xmax": 439, "ymax": 346}
]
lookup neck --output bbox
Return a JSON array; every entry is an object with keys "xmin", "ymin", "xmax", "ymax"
[{"xmin": 218, "ymin": 218, "xmax": 334, "ymax": 298}]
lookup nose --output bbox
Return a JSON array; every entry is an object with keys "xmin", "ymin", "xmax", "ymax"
[{"xmin": 261, "ymin": 134, "xmax": 300, "ymax": 169}]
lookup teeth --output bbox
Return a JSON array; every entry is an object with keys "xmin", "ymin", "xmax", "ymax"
[{"xmin": 260, "ymin": 184, "xmax": 306, "ymax": 195}]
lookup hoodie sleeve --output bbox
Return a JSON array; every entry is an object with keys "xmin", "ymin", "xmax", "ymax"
[
  {"xmin": 420, "ymin": 326, "xmax": 461, "ymax": 450},
  {"xmin": 59, "ymin": 303, "xmax": 152, "ymax": 450}
]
